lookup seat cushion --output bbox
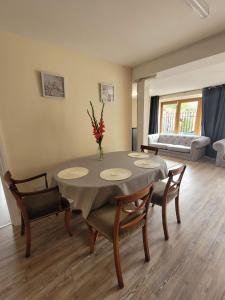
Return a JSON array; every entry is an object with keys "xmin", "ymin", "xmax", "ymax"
[
  {"xmin": 149, "ymin": 142, "xmax": 168, "ymax": 150},
  {"xmin": 158, "ymin": 134, "xmax": 197, "ymax": 146},
  {"xmin": 23, "ymin": 190, "xmax": 70, "ymax": 220},
  {"xmin": 87, "ymin": 203, "xmax": 144, "ymax": 241},
  {"xmin": 151, "ymin": 181, "xmax": 178, "ymax": 206},
  {"xmin": 167, "ymin": 145, "xmax": 191, "ymax": 153},
  {"xmin": 158, "ymin": 135, "xmax": 179, "ymax": 145}
]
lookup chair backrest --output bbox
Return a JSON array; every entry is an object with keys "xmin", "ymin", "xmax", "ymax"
[
  {"xmin": 4, "ymin": 171, "xmax": 25, "ymax": 212},
  {"xmin": 140, "ymin": 145, "xmax": 158, "ymax": 155},
  {"xmin": 4, "ymin": 171, "xmax": 61, "ymax": 222},
  {"xmin": 164, "ymin": 164, "xmax": 186, "ymax": 202},
  {"xmin": 113, "ymin": 183, "xmax": 154, "ymax": 237},
  {"xmin": 4, "ymin": 171, "xmax": 19, "ymax": 194}
]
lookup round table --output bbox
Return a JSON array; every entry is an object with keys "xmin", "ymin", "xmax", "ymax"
[{"xmin": 49, "ymin": 151, "xmax": 168, "ymax": 218}]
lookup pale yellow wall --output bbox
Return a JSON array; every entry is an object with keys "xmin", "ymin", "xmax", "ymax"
[
  {"xmin": 131, "ymin": 83, "xmax": 137, "ymax": 128},
  {"xmin": 0, "ymin": 32, "xmax": 132, "ymax": 177},
  {"xmin": 132, "ymin": 97, "xmax": 137, "ymax": 128}
]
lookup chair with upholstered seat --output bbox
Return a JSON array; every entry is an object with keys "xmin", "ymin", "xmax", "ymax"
[
  {"xmin": 151, "ymin": 164, "xmax": 186, "ymax": 240},
  {"xmin": 4, "ymin": 171, "xmax": 72, "ymax": 257},
  {"xmin": 86, "ymin": 183, "xmax": 154, "ymax": 289},
  {"xmin": 140, "ymin": 145, "xmax": 158, "ymax": 155}
]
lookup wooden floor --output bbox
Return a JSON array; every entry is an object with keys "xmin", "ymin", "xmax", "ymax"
[{"xmin": 0, "ymin": 158, "xmax": 225, "ymax": 300}]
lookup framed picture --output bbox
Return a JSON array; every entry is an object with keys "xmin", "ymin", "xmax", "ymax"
[
  {"xmin": 99, "ymin": 83, "xmax": 114, "ymax": 103},
  {"xmin": 41, "ymin": 72, "xmax": 65, "ymax": 98}
]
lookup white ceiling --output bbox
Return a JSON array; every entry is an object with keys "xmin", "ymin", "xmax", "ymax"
[
  {"xmin": 149, "ymin": 52, "xmax": 225, "ymax": 95},
  {"xmin": 0, "ymin": 0, "xmax": 225, "ymax": 66}
]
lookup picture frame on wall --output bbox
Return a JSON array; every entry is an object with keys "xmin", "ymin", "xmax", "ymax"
[
  {"xmin": 41, "ymin": 72, "xmax": 65, "ymax": 98},
  {"xmin": 99, "ymin": 83, "xmax": 114, "ymax": 103}
]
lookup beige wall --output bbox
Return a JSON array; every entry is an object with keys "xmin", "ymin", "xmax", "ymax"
[
  {"xmin": 132, "ymin": 96, "xmax": 137, "ymax": 128},
  {"xmin": 131, "ymin": 83, "xmax": 137, "ymax": 128},
  {"xmin": 0, "ymin": 32, "xmax": 132, "ymax": 178}
]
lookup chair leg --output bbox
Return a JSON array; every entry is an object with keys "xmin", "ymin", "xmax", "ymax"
[
  {"xmin": 113, "ymin": 238, "xmax": 124, "ymax": 289},
  {"xmin": 162, "ymin": 204, "xmax": 169, "ymax": 241},
  {"xmin": 25, "ymin": 222, "xmax": 31, "ymax": 257},
  {"xmin": 21, "ymin": 214, "xmax": 25, "ymax": 236},
  {"xmin": 65, "ymin": 209, "xmax": 72, "ymax": 237},
  {"xmin": 88, "ymin": 225, "xmax": 98, "ymax": 254},
  {"xmin": 175, "ymin": 196, "xmax": 181, "ymax": 224},
  {"xmin": 142, "ymin": 224, "xmax": 150, "ymax": 262}
]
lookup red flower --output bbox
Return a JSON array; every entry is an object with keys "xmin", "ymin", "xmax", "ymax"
[{"xmin": 87, "ymin": 101, "xmax": 105, "ymax": 145}]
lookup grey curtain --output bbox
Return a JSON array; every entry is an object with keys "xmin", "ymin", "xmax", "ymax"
[
  {"xmin": 149, "ymin": 96, "xmax": 159, "ymax": 134},
  {"xmin": 202, "ymin": 85, "xmax": 225, "ymax": 157}
]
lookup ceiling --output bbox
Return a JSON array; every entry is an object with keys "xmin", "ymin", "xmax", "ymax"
[
  {"xmin": 149, "ymin": 52, "xmax": 225, "ymax": 95},
  {"xmin": 0, "ymin": 0, "xmax": 225, "ymax": 66}
]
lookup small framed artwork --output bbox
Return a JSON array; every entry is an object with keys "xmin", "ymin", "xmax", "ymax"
[
  {"xmin": 99, "ymin": 83, "xmax": 114, "ymax": 103},
  {"xmin": 41, "ymin": 72, "xmax": 65, "ymax": 98}
]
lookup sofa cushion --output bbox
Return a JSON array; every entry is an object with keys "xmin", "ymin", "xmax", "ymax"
[
  {"xmin": 149, "ymin": 142, "xmax": 168, "ymax": 150},
  {"xmin": 167, "ymin": 145, "xmax": 190, "ymax": 153},
  {"xmin": 158, "ymin": 134, "xmax": 197, "ymax": 147}
]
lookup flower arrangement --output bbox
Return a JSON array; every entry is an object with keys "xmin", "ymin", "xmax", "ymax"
[{"xmin": 87, "ymin": 101, "xmax": 105, "ymax": 160}]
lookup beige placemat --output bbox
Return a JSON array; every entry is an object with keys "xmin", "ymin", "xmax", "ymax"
[
  {"xmin": 57, "ymin": 167, "xmax": 89, "ymax": 179},
  {"xmin": 128, "ymin": 152, "xmax": 149, "ymax": 159},
  {"xmin": 134, "ymin": 159, "xmax": 160, "ymax": 169},
  {"xmin": 100, "ymin": 168, "xmax": 132, "ymax": 181}
]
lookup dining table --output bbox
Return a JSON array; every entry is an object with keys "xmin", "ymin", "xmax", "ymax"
[{"xmin": 48, "ymin": 151, "xmax": 168, "ymax": 219}]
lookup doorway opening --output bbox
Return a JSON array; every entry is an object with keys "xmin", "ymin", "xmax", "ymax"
[{"xmin": 0, "ymin": 176, "xmax": 11, "ymax": 228}]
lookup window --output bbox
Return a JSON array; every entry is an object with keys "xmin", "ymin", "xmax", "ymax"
[{"xmin": 160, "ymin": 98, "xmax": 202, "ymax": 135}]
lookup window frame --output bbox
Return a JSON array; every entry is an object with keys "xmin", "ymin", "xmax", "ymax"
[{"xmin": 160, "ymin": 98, "xmax": 202, "ymax": 135}]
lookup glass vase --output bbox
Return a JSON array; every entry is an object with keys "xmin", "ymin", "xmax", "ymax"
[{"xmin": 97, "ymin": 144, "xmax": 104, "ymax": 161}]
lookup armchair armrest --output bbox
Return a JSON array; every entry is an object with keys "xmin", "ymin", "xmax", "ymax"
[
  {"xmin": 213, "ymin": 139, "xmax": 225, "ymax": 154},
  {"xmin": 191, "ymin": 136, "xmax": 211, "ymax": 150},
  {"xmin": 148, "ymin": 134, "xmax": 159, "ymax": 144},
  {"xmin": 13, "ymin": 172, "xmax": 48, "ymax": 188}
]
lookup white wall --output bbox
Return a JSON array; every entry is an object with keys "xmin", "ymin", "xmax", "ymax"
[{"xmin": 133, "ymin": 32, "xmax": 225, "ymax": 81}]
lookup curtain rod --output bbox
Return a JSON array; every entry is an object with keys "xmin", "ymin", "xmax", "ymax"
[
  {"xmin": 205, "ymin": 83, "xmax": 225, "ymax": 89},
  {"xmin": 158, "ymin": 88, "xmax": 202, "ymax": 97},
  {"xmin": 158, "ymin": 83, "xmax": 225, "ymax": 97}
]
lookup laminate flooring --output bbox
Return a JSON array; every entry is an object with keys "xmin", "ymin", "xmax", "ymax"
[{"xmin": 0, "ymin": 158, "xmax": 225, "ymax": 300}]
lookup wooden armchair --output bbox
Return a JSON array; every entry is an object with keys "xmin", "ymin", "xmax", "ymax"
[
  {"xmin": 151, "ymin": 164, "xmax": 186, "ymax": 240},
  {"xmin": 4, "ymin": 171, "xmax": 72, "ymax": 257},
  {"xmin": 140, "ymin": 145, "xmax": 158, "ymax": 155},
  {"xmin": 86, "ymin": 183, "xmax": 154, "ymax": 288}
]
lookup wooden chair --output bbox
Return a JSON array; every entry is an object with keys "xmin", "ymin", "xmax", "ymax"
[
  {"xmin": 4, "ymin": 171, "xmax": 72, "ymax": 257},
  {"xmin": 140, "ymin": 145, "xmax": 158, "ymax": 155},
  {"xmin": 151, "ymin": 164, "xmax": 186, "ymax": 240},
  {"xmin": 86, "ymin": 183, "xmax": 154, "ymax": 288}
]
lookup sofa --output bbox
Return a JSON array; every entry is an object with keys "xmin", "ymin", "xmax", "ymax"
[
  {"xmin": 148, "ymin": 134, "xmax": 211, "ymax": 161},
  {"xmin": 212, "ymin": 139, "xmax": 225, "ymax": 167}
]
